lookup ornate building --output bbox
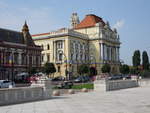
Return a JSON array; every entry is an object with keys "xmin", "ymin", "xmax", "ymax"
[
  {"xmin": 32, "ymin": 14, "xmax": 121, "ymax": 78},
  {"xmin": 0, "ymin": 22, "xmax": 42, "ymax": 80}
]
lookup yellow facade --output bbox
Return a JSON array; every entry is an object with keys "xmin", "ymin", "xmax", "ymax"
[{"xmin": 32, "ymin": 14, "xmax": 121, "ymax": 78}]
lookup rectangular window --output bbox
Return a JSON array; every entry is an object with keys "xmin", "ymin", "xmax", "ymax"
[
  {"xmin": 57, "ymin": 41, "xmax": 63, "ymax": 49},
  {"xmin": 41, "ymin": 54, "xmax": 44, "ymax": 62},
  {"xmin": 58, "ymin": 66, "xmax": 60, "ymax": 72}
]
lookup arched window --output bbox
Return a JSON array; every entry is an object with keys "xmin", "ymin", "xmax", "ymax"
[
  {"xmin": 59, "ymin": 53, "xmax": 62, "ymax": 61},
  {"xmin": 47, "ymin": 44, "xmax": 50, "ymax": 50}
]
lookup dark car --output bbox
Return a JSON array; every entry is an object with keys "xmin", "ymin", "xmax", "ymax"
[
  {"xmin": 122, "ymin": 74, "xmax": 131, "ymax": 79},
  {"xmin": 83, "ymin": 76, "xmax": 90, "ymax": 82},
  {"xmin": 57, "ymin": 81, "xmax": 74, "ymax": 89},
  {"xmin": 74, "ymin": 76, "xmax": 90, "ymax": 83},
  {"xmin": 52, "ymin": 76, "xmax": 65, "ymax": 81},
  {"xmin": 108, "ymin": 74, "xmax": 123, "ymax": 80}
]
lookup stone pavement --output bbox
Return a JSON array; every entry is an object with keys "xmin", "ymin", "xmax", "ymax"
[{"xmin": 0, "ymin": 86, "xmax": 150, "ymax": 113}]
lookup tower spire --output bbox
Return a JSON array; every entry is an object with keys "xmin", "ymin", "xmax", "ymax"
[
  {"xmin": 70, "ymin": 13, "xmax": 80, "ymax": 28},
  {"xmin": 22, "ymin": 20, "xmax": 29, "ymax": 32}
]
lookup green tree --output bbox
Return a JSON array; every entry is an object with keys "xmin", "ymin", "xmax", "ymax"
[
  {"xmin": 142, "ymin": 51, "xmax": 149, "ymax": 70},
  {"xmin": 120, "ymin": 64, "xmax": 130, "ymax": 74},
  {"xmin": 101, "ymin": 63, "xmax": 111, "ymax": 73},
  {"xmin": 129, "ymin": 67, "xmax": 137, "ymax": 74},
  {"xmin": 42, "ymin": 62, "xmax": 56, "ymax": 76},
  {"xmin": 132, "ymin": 50, "xmax": 141, "ymax": 67},
  {"xmin": 28, "ymin": 67, "xmax": 37, "ymax": 75},
  {"xmin": 78, "ymin": 64, "xmax": 89, "ymax": 75}
]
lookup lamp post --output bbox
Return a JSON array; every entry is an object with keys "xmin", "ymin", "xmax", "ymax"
[{"xmin": 58, "ymin": 50, "xmax": 68, "ymax": 81}]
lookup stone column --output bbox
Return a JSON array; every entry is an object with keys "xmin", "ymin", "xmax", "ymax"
[
  {"xmin": 109, "ymin": 46, "xmax": 111, "ymax": 61},
  {"xmin": 53, "ymin": 41, "xmax": 56, "ymax": 62},
  {"xmin": 100, "ymin": 43, "xmax": 104, "ymax": 60},
  {"xmin": 117, "ymin": 47, "xmax": 120, "ymax": 62},
  {"xmin": 112, "ymin": 47, "xmax": 114, "ymax": 61},
  {"xmin": 105, "ymin": 45, "xmax": 107, "ymax": 61},
  {"xmin": 105, "ymin": 45, "xmax": 107, "ymax": 60},
  {"xmin": 18, "ymin": 52, "xmax": 22, "ymax": 65},
  {"xmin": 103, "ymin": 44, "xmax": 105, "ymax": 60},
  {"xmin": 115, "ymin": 47, "xmax": 118, "ymax": 61}
]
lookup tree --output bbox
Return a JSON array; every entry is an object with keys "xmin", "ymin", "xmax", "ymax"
[
  {"xmin": 101, "ymin": 64, "xmax": 111, "ymax": 73},
  {"xmin": 132, "ymin": 50, "xmax": 141, "ymax": 67},
  {"xmin": 120, "ymin": 64, "xmax": 130, "ymax": 74},
  {"xmin": 142, "ymin": 51, "xmax": 149, "ymax": 70},
  {"xmin": 28, "ymin": 67, "xmax": 37, "ymax": 75},
  {"xmin": 78, "ymin": 64, "xmax": 89, "ymax": 75},
  {"xmin": 129, "ymin": 66, "xmax": 137, "ymax": 74},
  {"xmin": 42, "ymin": 62, "xmax": 56, "ymax": 76}
]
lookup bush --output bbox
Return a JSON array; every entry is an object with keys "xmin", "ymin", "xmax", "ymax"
[
  {"xmin": 71, "ymin": 83, "xmax": 93, "ymax": 89},
  {"xmin": 78, "ymin": 64, "xmax": 89, "ymax": 75},
  {"xmin": 101, "ymin": 64, "xmax": 111, "ymax": 73},
  {"xmin": 140, "ymin": 70, "xmax": 150, "ymax": 78},
  {"xmin": 120, "ymin": 64, "xmax": 130, "ymax": 74},
  {"xmin": 42, "ymin": 62, "xmax": 56, "ymax": 75}
]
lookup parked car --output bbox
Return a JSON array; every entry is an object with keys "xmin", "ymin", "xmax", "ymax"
[
  {"xmin": 0, "ymin": 80, "xmax": 15, "ymax": 88},
  {"xmin": 52, "ymin": 76, "xmax": 65, "ymax": 81},
  {"xmin": 108, "ymin": 74, "xmax": 123, "ymax": 80},
  {"xmin": 57, "ymin": 81, "xmax": 74, "ymax": 89},
  {"xmin": 74, "ymin": 76, "xmax": 90, "ymax": 83},
  {"xmin": 28, "ymin": 76, "xmax": 39, "ymax": 83},
  {"xmin": 14, "ymin": 72, "xmax": 29, "ymax": 83},
  {"xmin": 122, "ymin": 74, "xmax": 131, "ymax": 79},
  {"xmin": 91, "ymin": 76, "xmax": 96, "ymax": 81}
]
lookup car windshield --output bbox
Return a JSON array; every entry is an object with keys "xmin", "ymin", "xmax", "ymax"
[{"xmin": 3, "ymin": 81, "xmax": 10, "ymax": 83}]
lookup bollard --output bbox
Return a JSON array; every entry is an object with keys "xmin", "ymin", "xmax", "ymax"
[
  {"xmin": 68, "ymin": 89, "xmax": 75, "ymax": 94},
  {"xmin": 81, "ymin": 88, "xmax": 88, "ymax": 92}
]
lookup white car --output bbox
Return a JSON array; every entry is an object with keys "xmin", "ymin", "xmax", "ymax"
[{"xmin": 0, "ymin": 80, "xmax": 15, "ymax": 88}]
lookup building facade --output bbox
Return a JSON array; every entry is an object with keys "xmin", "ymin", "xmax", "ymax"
[
  {"xmin": 32, "ymin": 14, "xmax": 121, "ymax": 78},
  {"xmin": 0, "ymin": 22, "xmax": 42, "ymax": 80}
]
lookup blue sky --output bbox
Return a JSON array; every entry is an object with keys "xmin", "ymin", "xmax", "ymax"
[{"xmin": 0, "ymin": 0, "xmax": 150, "ymax": 65}]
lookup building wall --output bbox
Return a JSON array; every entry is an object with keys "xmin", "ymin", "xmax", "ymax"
[
  {"xmin": 33, "ymin": 24, "xmax": 121, "ymax": 78},
  {"xmin": 0, "ymin": 43, "xmax": 41, "ymax": 80}
]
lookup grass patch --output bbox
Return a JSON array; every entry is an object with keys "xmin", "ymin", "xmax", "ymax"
[{"xmin": 71, "ymin": 83, "xmax": 93, "ymax": 89}]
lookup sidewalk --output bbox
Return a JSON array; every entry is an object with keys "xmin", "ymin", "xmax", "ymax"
[{"xmin": 0, "ymin": 86, "xmax": 150, "ymax": 113}]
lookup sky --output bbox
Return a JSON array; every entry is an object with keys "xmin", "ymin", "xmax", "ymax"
[{"xmin": 0, "ymin": 0, "xmax": 150, "ymax": 65}]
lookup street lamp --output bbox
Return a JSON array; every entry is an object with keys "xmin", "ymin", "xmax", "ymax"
[{"xmin": 58, "ymin": 50, "xmax": 68, "ymax": 81}]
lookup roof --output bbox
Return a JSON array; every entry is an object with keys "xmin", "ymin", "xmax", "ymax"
[
  {"xmin": 75, "ymin": 14, "xmax": 105, "ymax": 29},
  {"xmin": 0, "ymin": 27, "xmax": 36, "ymax": 47},
  {"xmin": 32, "ymin": 32, "xmax": 50, "ymax": 37},
  {"xmin": 0, "ymin": 28, "xmax": 24, "ymax": 44}
]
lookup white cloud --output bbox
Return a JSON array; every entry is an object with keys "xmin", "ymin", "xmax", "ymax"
[{"xmin": 113, "ymin": 19, "xmax": 125, "ymax": 30}]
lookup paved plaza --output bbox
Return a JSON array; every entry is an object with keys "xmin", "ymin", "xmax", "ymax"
[{"xmin": 0, "ymin": 86, "xmax": 150, "ymax": 113}]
